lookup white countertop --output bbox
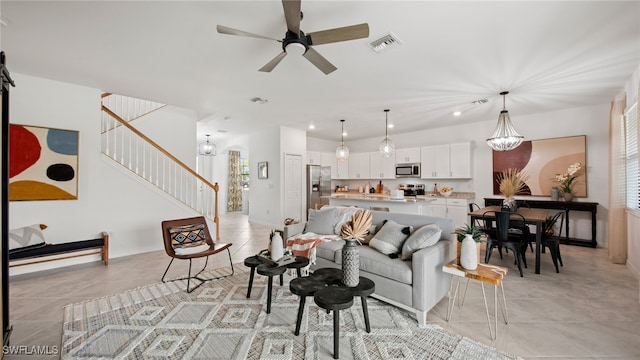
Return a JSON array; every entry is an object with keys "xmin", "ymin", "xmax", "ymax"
[{"xmin": 330, "ymin": 193, "xmax": 437, "ymax": 203}]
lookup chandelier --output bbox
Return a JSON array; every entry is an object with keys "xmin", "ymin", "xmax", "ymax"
[
  {"xmin": 486, "ymin": 91, "xmax": 524, "ymax": 151},
  {"xmin": 198, "ymin": 134, "xmax": 216, "ymax": 156},
  {"xmin": 379, "ymin": 109, "xmax": 394, "ymax": 157},
  {"xmin": 335, "ymin": 119, "xmax": 349, "ymax": 160}
]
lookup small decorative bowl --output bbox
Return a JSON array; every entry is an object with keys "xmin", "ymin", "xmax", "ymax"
[{"xmin": 439, "ymin": 189, "xmax": 453, "ymax": 197}]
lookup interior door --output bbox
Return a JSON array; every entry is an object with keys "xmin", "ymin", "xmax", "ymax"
[{"xmin": 284, "ymin": 153, "xmax": 302, "ymax": 222}]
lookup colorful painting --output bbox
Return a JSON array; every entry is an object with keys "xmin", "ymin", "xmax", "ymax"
[
  {"xmin": 9, "ymin": 124, "xmax": 79, "ymax": 201},
  {"xmin": 492, "ymin": 135, "xmax": 587, "ymax": 197}
]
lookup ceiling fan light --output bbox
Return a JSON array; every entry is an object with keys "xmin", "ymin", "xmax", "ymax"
[
  {"xmin": 285, "ymin": 42, "xmax": 306, "ymax": 56},
  {"xmin": 486, "ymin": 92, "xmax": 524, "ymax": 151}
]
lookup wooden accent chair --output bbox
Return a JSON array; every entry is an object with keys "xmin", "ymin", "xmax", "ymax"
[{"xmin": 161, "ymin": 216, "xmax": 233, "ymax": 293}]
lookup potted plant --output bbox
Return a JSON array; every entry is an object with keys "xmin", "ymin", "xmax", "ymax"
[
  {"xmin": 454, "ymin": 224, "xmax": 485, "ymax": 270},
  {"xmin": 497, "ymin": 168, "xmax": 529, "ymax": 212}
]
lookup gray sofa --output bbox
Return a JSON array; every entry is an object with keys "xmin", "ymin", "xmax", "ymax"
[{"xmin": 284, "ymin": 209, "xmax": 455, "ymax": 326}]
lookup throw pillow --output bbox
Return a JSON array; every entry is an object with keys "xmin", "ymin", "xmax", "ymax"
[
  {"xmin": 400, "ymin": 224, "xmax": 442, "ymax": 260},
  {"xmin": 168, "ymin": 223, "xmax": 207, "ymax": 249},
  {"xmin": 305, "ymin": 207, "xmax": 338, "ymax": 234},
  {"xmin": 9, "ymin": 224, "xmax": 47, "ymax": 252},
  {"xmin": 369, "ymin": 220, "xmax": 412, "ymax": 255},
  {"xmin": 361, "ymin": 223, "xmax": 380, "ymax": 245}
]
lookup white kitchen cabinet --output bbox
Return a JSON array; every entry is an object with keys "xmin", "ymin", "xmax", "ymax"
[
  {"xmin": 420, "ymin": 142, "xmax": 471, "ymax": 179},
  {"xmin": 395, "ymin": 147, "xmax": 421, "ymax": 164},
  {"xmin": 307, "ymin": 151, "xmax": 322, "ymax": 165},
  {"xmin": 320, "ymin": 152, "xmax": 338, "ymax": 178},
  {"xmin": 348, "ymin": 153, "xmax": 370, "ymax": 179},
  {"xmin": 369, "ymin": 151, "xmax": 396, "ymax": 179},
  {"xmin": 336, "ymin": 158, "xmax": 349, "ymax": 179},
  {"xmin": 426, "ymin": 197, "xmax": 472, "ymax": 229}
]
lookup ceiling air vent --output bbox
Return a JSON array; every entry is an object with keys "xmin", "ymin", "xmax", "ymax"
[
  {"xmin": 472, "ymin": 99, "xmax": 489, "ymax": 105},
  {"xmin": 369, "ymin": 32, "xmax": 402, "ymax": 53}
]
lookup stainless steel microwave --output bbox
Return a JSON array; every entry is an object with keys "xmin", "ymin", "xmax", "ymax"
[{"xmin": 395, "ymin": 163, "xmax": 421, "ymax": 178}]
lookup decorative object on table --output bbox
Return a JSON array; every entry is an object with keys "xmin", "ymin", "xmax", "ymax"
[
  {"xmin": 454, "ymin": 224, "xmax": 484, "ymax": 270},
  {"xmin": 555, "ymin": 162, "xmax": 582, "ymax": 202},
  {"xmin": 497, "ymin": 168, "xmax": 529, "ymax": 212},
  {"xmin": 269, "ymin": 230, "xmax": 284, "ymax": 261},
  {"xmin": 439, "ymin": 186, "xmax": 453, "ymax": 197},
  {"xmin": 257, "ymin": 248, "xmax": 295, "ymax": 266},
  {"xmin": 339, "ymin": 209, "xmax": 372, "ymax": 287},
  {"xmin": 486, "ymin": 91, "xmax": 524, "ymax": 152},
  {"xmin": 550, "ymin": 186, "xmax": 559, "ymax": 201}
]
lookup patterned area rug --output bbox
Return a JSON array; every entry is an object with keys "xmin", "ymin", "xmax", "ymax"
[{"xmin": 62, "ymin": 265, "xmax": 521, "ymax": 359}]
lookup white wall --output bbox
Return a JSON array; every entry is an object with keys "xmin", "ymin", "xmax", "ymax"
[
  {"xmin": 308, "ymin": 103, "xmax": 611, "ymax": 245},
  {"xmin": 9, "ymin": 74, "xmax": 201, "ymax": 275}
]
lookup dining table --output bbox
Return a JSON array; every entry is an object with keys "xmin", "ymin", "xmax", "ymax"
[{"xmin": 469, "ymin": 205, "xmax": 549, "ymax": 274}]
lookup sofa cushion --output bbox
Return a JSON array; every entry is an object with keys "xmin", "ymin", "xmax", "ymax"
[
  {"xmin": 400, "ymin": 224, "xmax": 442, "ymax": 260},
  {"xmin": 305, "ymin": 207, "xmax": 338, "ymax": 234},
  {"xmin": 369, "ymin": 220, "xmax": 412, "ymax": 255},
  {"xmin": 361, "ymin": 223, "xmax": 380, "ymax": 245},
  {"xmin": 358, "ymin": 245, "xmax": 413, "ymax": 285},
  {"xmin": 315, "ymin": 239, "xmax": 345, "ymax": 263}
]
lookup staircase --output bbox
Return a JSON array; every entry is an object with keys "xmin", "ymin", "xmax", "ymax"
[{"xmin": 100, "ymin": 93, "xmax": 220, "ymax": 239}]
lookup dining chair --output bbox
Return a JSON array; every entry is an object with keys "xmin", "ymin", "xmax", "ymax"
[
  {"xmin": 542, "ymin": 211, "xmax": 565, "ymax": 273},
  {"xmin": 484, "ymin": 211, "xmax": 529, "ymax": 277},
  {"xmin": 161, "ymin": 216, "xmax": 234, "ymax": 293}
]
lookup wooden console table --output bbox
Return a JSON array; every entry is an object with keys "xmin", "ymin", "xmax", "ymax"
[{"xmin": 484, "ymin": 198, "xmax": 598, "ymax": 248}]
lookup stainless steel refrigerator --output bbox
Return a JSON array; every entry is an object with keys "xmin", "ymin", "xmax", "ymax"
[{"xmin": 306, "ymin": 164, "xmax": 331, "ymax": 219}]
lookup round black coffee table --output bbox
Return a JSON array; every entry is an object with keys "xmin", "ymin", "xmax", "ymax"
[
  {"xmin": 314, "ymin": 287, "xmax": 354, "ymax": 360},
  {"xmin": 256, "ymin": 264, "xmax": 287, "ymax": 314}
]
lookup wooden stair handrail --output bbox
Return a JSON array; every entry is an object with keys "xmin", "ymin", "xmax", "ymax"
[{"xmin": 102, "ymin": 104, "xmax": 220, "ymax": 240}]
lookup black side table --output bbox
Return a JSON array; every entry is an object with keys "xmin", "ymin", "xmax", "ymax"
[
  {"xmin": 244, "ymin": 255, "xmax": 309, "ymax": 300},
  {"xmin": 314, "ymin": 287, "xmax": 355, "ymax": 360},
  {"xmin": 256, "ymin": 264, "xmax": 287, "ymax": 314}
]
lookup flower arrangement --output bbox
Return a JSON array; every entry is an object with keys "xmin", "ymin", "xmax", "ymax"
[
  {"xmin": 554, "ymin": 162, "xmax": 582, "ymax": 194},
  {"xmin": 497, "ymin": 168, "xmax": 529, "ymax": 198}
]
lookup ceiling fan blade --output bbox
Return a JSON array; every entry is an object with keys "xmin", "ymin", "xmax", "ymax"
[
  {"xmin": 282, "ymin": 0, "xmax": 301, "ymax": 34},
  {"xmin": 303, "ymin": 47, "xmax": 337, "ymax": 75},
  {"xmin": 259, "ymin": 51, "xmax": 288, "ymax": 72},
  {"xmin": 307, "ymin": 23, "xmax": 370, "ymax": 45},
  {"xmin": 217, "ymin": 25, "xmax": 279, "ymax": 41}
]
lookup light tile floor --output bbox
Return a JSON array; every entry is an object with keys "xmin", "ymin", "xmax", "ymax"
[{"xmin": 6, "ymin": 212, "xmax": 640, "ymax": 359}]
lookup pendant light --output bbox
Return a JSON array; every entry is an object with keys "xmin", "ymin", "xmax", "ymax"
[
  {"xmin": 335, "ymin": 119, "xmax": 350, "ymax": 160},
  {"xmin": 198, "ymin": 134, "xmax": 216, "ymax": 156},
  {"xmin": 379, "ymin": 109, "xmax": 394, "ymax": 157},
  {"xmin": 486, "ymin": 91, "xmax": 524, "ymax": 151}
]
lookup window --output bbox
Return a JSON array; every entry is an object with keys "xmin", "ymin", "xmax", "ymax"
[
  {"xmin": 625, "ymin": 103, "xmax": 639, "ymax": 210},
  {"xmin": 241, "ymin": 158, "xmax": 250, "ymax": 190}
]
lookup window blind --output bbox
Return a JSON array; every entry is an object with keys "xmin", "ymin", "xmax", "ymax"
[{"xmin": 625, "ymin": 103, "xmax": 639, "ymax": 210}]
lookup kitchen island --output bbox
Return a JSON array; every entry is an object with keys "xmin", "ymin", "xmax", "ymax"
[{"xmin": 329, "ymin": 193, "xmax": 436, "ymax": 215}]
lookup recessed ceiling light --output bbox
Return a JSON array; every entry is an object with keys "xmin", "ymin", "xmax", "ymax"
[
  {"xmin": 388, "ymin": 124, "xmax": 394, "ymax": 128},
  {"xmin": 453, "ymin": 111, "xmax": 462, "ymax": 117},
  {"xmin": 342, "ymin": 131, "xmax": 348, "ymax": 136},
  {"xmin": 308, "ymin": 124, "xmax": 315, "ymax": 129}
]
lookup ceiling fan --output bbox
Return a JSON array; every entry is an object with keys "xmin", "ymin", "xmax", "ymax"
[{"xmin": 217, "ymin": 0, "xmax": 369, "ymax": 75}]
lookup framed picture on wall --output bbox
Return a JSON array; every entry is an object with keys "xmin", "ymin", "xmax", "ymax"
[
  {"xmin": 492, "ymin": 135, "xmax": 587, "ymax": 197},
  {"xmin": 9, "ymin": 124, "xmax": 79, "ymax": 201},
  {"xmin": 258, "ymin": 161, "xmax": 268, "ymax": 179}
]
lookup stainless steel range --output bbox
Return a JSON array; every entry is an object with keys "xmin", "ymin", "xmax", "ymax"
[{"xmin": 398, "ymin": 184, "xmax": 425, "ymax": 196}]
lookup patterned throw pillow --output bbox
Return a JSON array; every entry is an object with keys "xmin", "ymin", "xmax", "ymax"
[
  {"xmin": 169, "ymin": 224, "xmax": 207, "ymax": 249},
  {"xmin": 9, "ymin": 224, "xmax": 47, "ymax": 252},
  {"xmin": 368, "ymin": 220, "xmax": 412, "ymax": 255}
]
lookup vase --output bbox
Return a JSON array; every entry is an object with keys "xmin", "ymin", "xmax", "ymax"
[
  {"xmin": 551, "ymin": 187, "xmax": 559, "ymax": 201},
  {"xmin": 341, "ymin": 239, "xmax": 360, "ymax": 287},
  {"xmin": 563, "ymin": 193, "xmax": 574, "ymax": 202},
  {"xmin": 460, "ymin": 234, "xmax": 478, "ymax": 270},
  {"xmin": 502, "ymin": 197, "xmax": 517, "ymax": 212},
  {"xmin": 270, "ymin": 232, "xmax": 284, "ymax": 262}
]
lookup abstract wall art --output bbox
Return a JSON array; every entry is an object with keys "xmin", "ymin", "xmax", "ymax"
[
  {"xmin": 9, "ymin": 124, "xmax": 79, "ymax": 201},
  {"xmin": 492, "ymin": 135, "xmax": 587, "ymax": 197}
]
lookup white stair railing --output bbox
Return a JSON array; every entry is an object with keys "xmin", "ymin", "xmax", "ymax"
[{"xmin": 100, "ymin": 101, "xmax": 220, "ymax": 240}]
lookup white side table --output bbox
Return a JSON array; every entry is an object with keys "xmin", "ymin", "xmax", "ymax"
[{"xmin": 442, "ymin": 260, "xmax": 508, "ymax": 340}]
